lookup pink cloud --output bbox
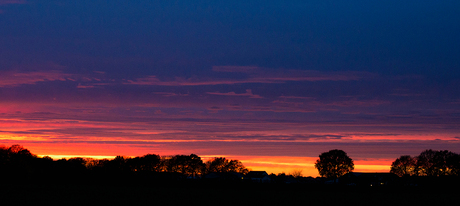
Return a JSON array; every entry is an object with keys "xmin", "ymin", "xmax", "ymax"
[
  {"xmin": 251, "ymin": 69, "xmax": 370, "ymax": 82},
  {"xmin": 212, "ymin": 66, "xmax": 260, "ymax": 73},
  {"xmin": 0, "ymin": 62, "xmax": 116, "ymax": 88},
  {"xmin": 323, "ymin": 99, "xmax": 390, "ymax": 107},
  {"xmin": 273, "ymin": 96, "xmax": 390, "ymax": 110},
  {"xmin": 76, "ymin": 83, "xmax": 95, "ymax": 89},
  {"xmin": 125, "ymin": 67, "xmax": 372, "ymax": 86},
  {"xmin": 124, "ymin": 76, "xmax": 255, "ymax": 86},
  {"xmin": 0, "ymin": 0, "xmax": 26, "ymax": 5},
  {"xmin": 207, "ymin": 89, "xmax": 263, "ymax": 99},
  {"xmin": 0, "ymin": 62, "xmax": 75, "ymax": 87},
  {"xmin": 278, "ymin": 95, "xmax": 315, "ymax": 100},
  {"xmin": 153, "ymin": 92, "xmax": 189, "ymax": 97},
  {"xmin": 213, "ymin": 66, "xmax": 371, "ymax": 81},
  {"xmin": 0, "ymin": 70, "xmax": 72, "ymax": 87}
]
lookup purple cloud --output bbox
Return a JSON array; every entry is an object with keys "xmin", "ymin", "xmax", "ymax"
[
  {"xmin": 124, "ymin": 67, "xmax": 373, "ymax": 86},
  {"xmin": 212, "ymin": 66, "xmax": 260, "ymax": 73},
  {"xmin": 0, "ymin": 0, "xmax": 27, "ymax": 5},
  {"xmin": 0, "ymin": 70, "xmax": 72, "ymax": 87},
  {"xmin": 207, "ymin": 89, "xmax": 263, "ymax": 99}
]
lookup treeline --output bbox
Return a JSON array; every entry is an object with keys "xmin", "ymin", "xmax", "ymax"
[
  {"xmin": 3, "ymin": 144, "xmax": 460, "ymax": 184},
  {"xmin": 314, "ymin": 149, "xmax": 460, "ymax": 179},
  {"xmin": 0, "ymin": 145, "xmax": 248, "ymax": 184},
  {"xmin": 391, "ymin": 149, "xmax": 460, "ymax": 177}
]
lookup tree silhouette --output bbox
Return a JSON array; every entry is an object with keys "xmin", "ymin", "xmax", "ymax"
[
  {"xmin": 7, "ymin": 144, "xmax": 23, "ymax": 153},
  {"xmin": 0, "ymin": 145, "xmax": 42, "ymax": 181},
  {"xmin": 289, "ymin": 169, "xmax": 303, "ymax": 178},
  {"xmin": 390, "ymin": 155, "xmax": 417, "ymax": 177},
  {"xmin": 127, "ymin": 154, "xmax": 161, "ymax": 172},
  {"xmin": 205, "ymin": 157, "xmax": 249, "ymax": 174},
  {"xmin": 415, "ymin": 149, "xmax": 459, "ymax": 176},
  {"xmin": 166, "ymin": 154, "xmax": 205, "ymax": 177},
  {"xmin": 447, "ymin": 152, "xmax": 460, "ymax": 176},
  {"xmin": 315, "ymin": 149, "xmax": 354, "ymax": 179},
  {"xmin": 0, "ymin": 144, "xmax": 261, "ymax": 184},
  {"xmin": 105, "ymin": 156, "xmax": 131, "ymax": 172}
]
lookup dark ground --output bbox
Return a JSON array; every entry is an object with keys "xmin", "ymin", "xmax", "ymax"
[{"xmin": 0, "ymin": 181, "xmax": 458, "ymax": 206}]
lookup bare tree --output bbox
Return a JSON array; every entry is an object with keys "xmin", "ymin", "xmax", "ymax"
[{"xmin": 289, "ymin": 169, "xmax": 303, "ymax": 178}]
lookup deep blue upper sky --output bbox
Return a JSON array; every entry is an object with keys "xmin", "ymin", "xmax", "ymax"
[{"xmin": 2, "ymin": 0, "xmax": 459, "ymax": 78}]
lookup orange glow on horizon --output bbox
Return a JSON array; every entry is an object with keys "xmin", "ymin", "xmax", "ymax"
[
  {"xmin": 40, "ymin": 155, "xmax": 117, "ymax": 160},
  {"xmin": 197, "ymin": 155, "xmax": 391, "ymax": 177},
  {"xmin": 13, "ymin": 143, "xmax": 394, "ymax": 177},
  {"xmin": 0, "ymin": 132, "xmax": 448, "ymax": 177},
  {"xmin": 35, "ymin": 154, "xmax": 391, "ymax": 177}
]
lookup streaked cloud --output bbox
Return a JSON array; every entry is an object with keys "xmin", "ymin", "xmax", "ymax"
[
  {"xmin": 0, "ymin": 70, "xmax": 72, "ymax": 87},
  {"xmin": 207, "ymin": 89, "xmax": 263, "ymax": 99},
  {"xmin": 212, "ymin": 66, "xmax": 260, "ymax": 73},
  {"xmin": 125, "ymin": 67, "xmax": 372, "ymax": 86},
  {"xmin": 76, "ymin": 83, "xmax": 95, "ymax": 89},
  {"xmin": 0, "ymin": 0, "xmax": 27, "ymax": 5}
]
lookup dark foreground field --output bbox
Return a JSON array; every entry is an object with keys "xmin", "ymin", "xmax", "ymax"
[{"xmin": 0, "ymin": 182, "xmax": 458, "ymax": 206}]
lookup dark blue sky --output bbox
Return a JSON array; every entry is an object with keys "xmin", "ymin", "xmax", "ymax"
[
  {"xmin": 1, "ymin": 0, "xmax": 459, "ymax": 175},
  {"xmin": 2, "ymin": 1, "xmax": 459, "ymax": 77}
]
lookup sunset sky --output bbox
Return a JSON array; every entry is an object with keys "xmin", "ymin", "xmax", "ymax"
[{"xmin": 1, "ymin": 0, "xmax": 459, "ymax": 176}]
